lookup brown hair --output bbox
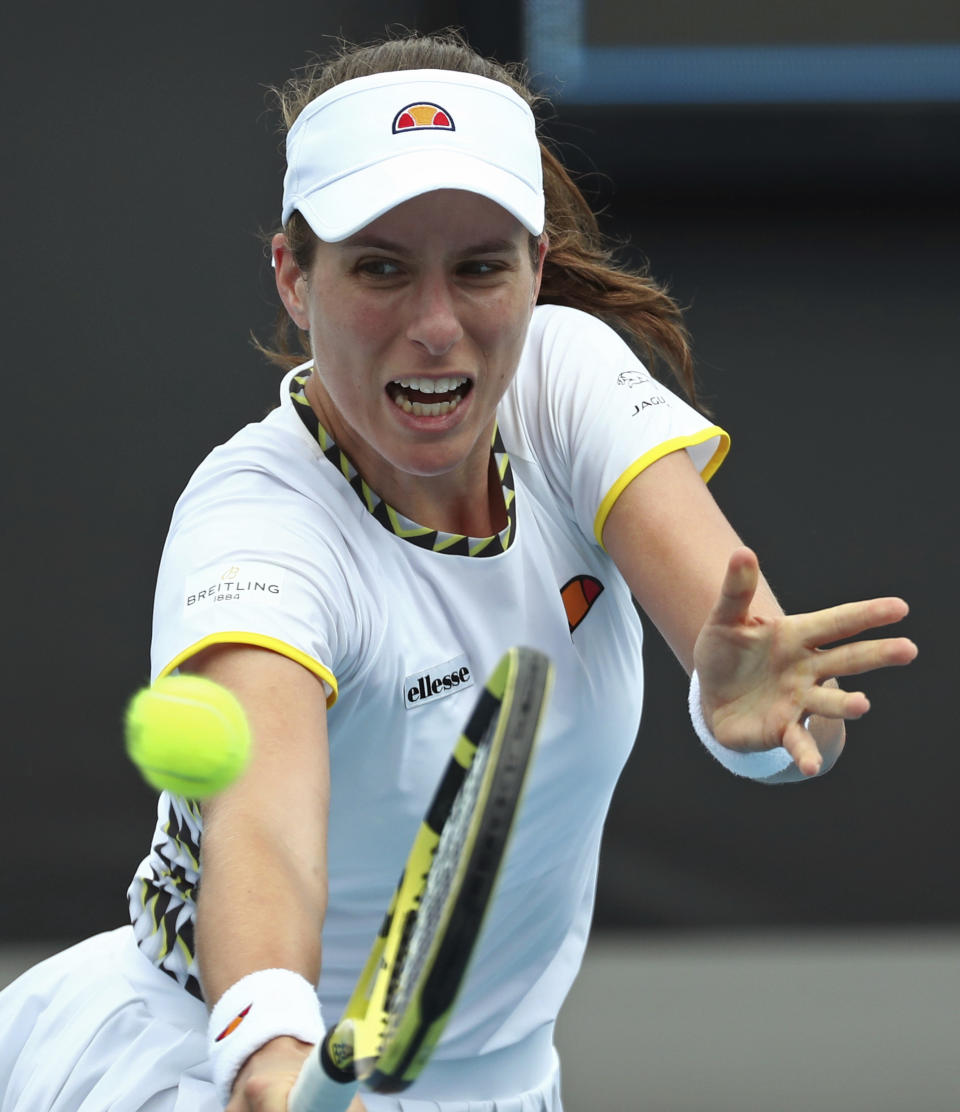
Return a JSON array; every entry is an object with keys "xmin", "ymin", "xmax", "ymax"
[{"xmin": 258, "ymin": 30, "xmax": 698, "ymax": 404}]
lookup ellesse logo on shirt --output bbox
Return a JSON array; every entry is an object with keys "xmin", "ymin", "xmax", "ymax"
[{"xmin": 403, "ymin": 656, "xmax": 473, "ymax": 710}]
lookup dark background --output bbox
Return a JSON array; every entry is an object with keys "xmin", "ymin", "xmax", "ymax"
[{"xmin": 1, "ymin": 1, "xmax": 953, "ymax": 942}]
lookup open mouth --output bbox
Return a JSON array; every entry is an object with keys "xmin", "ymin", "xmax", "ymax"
[{"xmin": 385, "ymin": 375, "xmax": 472, "ymax": 417}]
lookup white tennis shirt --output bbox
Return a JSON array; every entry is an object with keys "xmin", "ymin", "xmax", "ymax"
[{"xmin": 129, "ymin": 304, "xmax": 728, "ymax": 1064}]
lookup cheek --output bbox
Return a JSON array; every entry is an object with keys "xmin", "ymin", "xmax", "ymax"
[
  {"xmin": 345, "ymin": 301, "xmax": 398, "ymax": 351},
  {"xmin": 312, "ymin": 295, "xmax": 389, "ymax": 356},
  {"xmin": 309, "ymin": 299, "xmax": 397, "ymax": 411},
  {"xmin": 483, "ymin": 292, "xmax": 535, "ymax": 366}
]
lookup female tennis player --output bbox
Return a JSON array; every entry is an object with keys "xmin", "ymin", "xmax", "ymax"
[{"xmin": 0, "ymin": 30, "xmax": 916, "ymax": 1112}]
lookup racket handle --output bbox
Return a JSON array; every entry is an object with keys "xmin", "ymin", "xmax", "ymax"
[{"xmin": 289, "ymin": 1026, "xmax": 360, "ymax": 1112}]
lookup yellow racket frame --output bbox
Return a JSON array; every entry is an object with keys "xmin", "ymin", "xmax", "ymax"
[{"xmin": 320, "ymin": 646, "xmax": 552, "ymax": 1091}]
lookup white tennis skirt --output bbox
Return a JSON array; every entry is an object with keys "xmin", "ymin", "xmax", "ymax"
[{"xmin": 0, "ymin": 927, "xmax": 562, "ymax": 1111}]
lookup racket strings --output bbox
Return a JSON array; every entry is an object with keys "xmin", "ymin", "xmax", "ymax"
[{"xmin": 383, "ymin": 739, "xmax": 493, "ymax": 1027}]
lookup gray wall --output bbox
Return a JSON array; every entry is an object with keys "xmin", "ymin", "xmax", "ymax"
[{"xmin": 1, "ymin": 3, "xmax": 952, "ymax": 941}]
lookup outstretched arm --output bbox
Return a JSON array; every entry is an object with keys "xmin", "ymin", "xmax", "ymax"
[
  {"xmin": 602, "ymin": 449, "xmax": 917, "ymax": 780},
  {"xmin": 183, "ymin": 645, "xmax": 367, "ymax": 1111}
]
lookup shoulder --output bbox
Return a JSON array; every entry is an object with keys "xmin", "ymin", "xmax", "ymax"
[
  {"xmin": 508, "ymin": 305, "xmax": 650, "ymax": 423},
  {"xmin": 515, "ymin": 305, "xmax": 651, "ymax": 404},
  {"xmin": 521, "ymin": 304, "xmax": 631, "ymax": 362},
  {"xmin": 184, "ymin": 413, "xmax": 307, "ymax": 494},
  {"xmin": 171, "ymin": 373, "xmax": 342, "ymax": 530},
  {"xmin": 161, "ymin": 404, "xmax": 371, "ymax": 607},
  {"xmin": 153, "ymin": 400, "xmax": 373, "ymax": 673}
]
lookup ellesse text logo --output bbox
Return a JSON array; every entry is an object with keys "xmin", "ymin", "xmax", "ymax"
[{"xmin": 403, "ymin": 655, "xmax": 473, "ymax": 710}]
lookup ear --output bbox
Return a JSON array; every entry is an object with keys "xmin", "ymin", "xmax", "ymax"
[
  {"xmin": 532, "ymin": 233, "xmax": 549, "ymax": 305},
  {"xmin": 272, "ymin": 232, "xmax": 311, "ymax": 331}
]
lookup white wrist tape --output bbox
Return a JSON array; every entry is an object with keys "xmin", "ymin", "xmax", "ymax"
[
  {"xmin": 208, "ymin": 968, "xmax": 325, "ymax": 1105},
  {"xmin": 688, "ymin": 670, "xmax": 796, "ymax": 779}
]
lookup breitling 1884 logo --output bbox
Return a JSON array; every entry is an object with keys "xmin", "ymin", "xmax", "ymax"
[{"xmin": 183, "ymin": 563, "xmax": 285, "ymax": 610}]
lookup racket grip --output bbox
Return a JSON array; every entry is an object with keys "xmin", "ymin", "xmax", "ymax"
[{"xmin": 288, "ymin": 1028, "xmax": 360, "ymax": 1112}]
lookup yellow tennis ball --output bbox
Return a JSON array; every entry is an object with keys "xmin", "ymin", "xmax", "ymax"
[{"xmin": 124, "ymin": 674, "xmax": 251, "ymax": 799}]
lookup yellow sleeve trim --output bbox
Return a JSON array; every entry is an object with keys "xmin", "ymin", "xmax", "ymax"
[
  {"xmin": 158, "ymin": 632, "xmax": 339, "ymax": 708},
  {"xmin": 593, "ymin": 425, "xmax": 731, "ymax": 547}
]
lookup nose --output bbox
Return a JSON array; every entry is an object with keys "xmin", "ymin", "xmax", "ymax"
[{"xmin": 405, "ymin": 276, "xmax": 464, "ymax": 357}]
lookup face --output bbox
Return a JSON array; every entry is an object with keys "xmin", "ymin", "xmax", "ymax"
[{"xmin": 274, "ymin": 189, "xmax": 546, "ymax": 515}]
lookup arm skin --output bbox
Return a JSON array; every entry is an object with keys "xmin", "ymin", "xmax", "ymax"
[
  {"xmin": 181, "ymin": 645, "xmax": 367, "ymax": 1112},
  {"xmin": 601, "ymin": 449, "xmax": 917, "ymax": 782}
]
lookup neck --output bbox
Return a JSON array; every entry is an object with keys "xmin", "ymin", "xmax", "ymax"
[
  {"xmin": 306, "ymin": 374, "xmax": 506, "ymax": 538},
  {"xmin": 380, "ymin": 455, "xmax": 507, "ymax": 537}
]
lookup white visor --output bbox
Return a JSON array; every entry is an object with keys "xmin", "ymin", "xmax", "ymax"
[{"xmin": 281, "ymin": 69, "xmax": 545, "ymax": 241}]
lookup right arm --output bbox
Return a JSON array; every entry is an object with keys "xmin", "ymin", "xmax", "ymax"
[{"xmin": 183, "ymin": 644, "xmax": 365, "ymax": 1110}]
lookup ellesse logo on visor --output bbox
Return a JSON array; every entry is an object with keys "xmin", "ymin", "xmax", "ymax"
[{"xmin": 392, "ymin": 102, "xmax": 455, "ymax": 133}]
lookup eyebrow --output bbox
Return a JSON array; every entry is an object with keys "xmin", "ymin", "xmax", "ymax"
[{"xmin": 342, "ymin": 235, "xmax": 520, "ymax": 257}]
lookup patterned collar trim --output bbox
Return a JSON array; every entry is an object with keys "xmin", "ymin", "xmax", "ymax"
[{"xmin": 290, "ymin": 370, "xmax": 516, "ymax": 557}]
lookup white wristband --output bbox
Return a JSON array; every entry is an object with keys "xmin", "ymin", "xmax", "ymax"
[
  {"xmin": 208, "ymin": 968, "xmax": 325, "ymax": 1106},
  {"xmin": 688, "ymin": 670, "xmax": 796, "ymax": 779}
]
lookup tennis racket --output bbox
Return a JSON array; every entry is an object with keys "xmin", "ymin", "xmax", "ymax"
[{"xmin": 288, "ymin": 645, "xmax": 553, "ymax": 1112}]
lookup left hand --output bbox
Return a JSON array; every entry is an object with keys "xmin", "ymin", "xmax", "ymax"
[{"xmin": 693, "ymin": 547, "xmax": 918, "ymax": 776}]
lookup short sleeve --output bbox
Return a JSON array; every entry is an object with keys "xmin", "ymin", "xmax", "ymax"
[
  {"xmin": 509, "ymin": 306, "xmax": 729, "ymax": 546},
  {"xmin": 150, "ymin": 463, "xmax": 355, "ymax": 706}
]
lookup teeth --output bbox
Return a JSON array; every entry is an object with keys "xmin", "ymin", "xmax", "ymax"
[
  {"xmin": 391, "ymin": 394, "xmax": 464, "ymax": 416},
  {"xmin": 393, "ymin": 376, "xmax": 468, "ymax": 395}
]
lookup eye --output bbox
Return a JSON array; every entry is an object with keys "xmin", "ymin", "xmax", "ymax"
[
  {"xmin": 458, "ymin": 259, "xmax": 504, "ymax": 277},
  {"xmin": 355, "ymin": 257, "xmax": 402, "ymax": 278}
]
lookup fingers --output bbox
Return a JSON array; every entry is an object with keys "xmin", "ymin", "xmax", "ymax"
[
  {"xmin": 793, "ymin": 596, "xmax": 911, "ymax": 648},
  {"xmin": 781, "ymin": 718, "xmax": 823, "ymax": 778},
  {"xmin": 708, "ymin": 547, "xmax": 760, "ymax": 627},
  {"xmin": 812, "ymin": 635, "xmax": 918, "ymax": 680},
  {"xmin": 802, "ymin": 683, "xmax": 870, "ymax": 720}
]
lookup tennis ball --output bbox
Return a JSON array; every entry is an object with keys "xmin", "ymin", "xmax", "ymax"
[{"xmin": 124, "ymin": 674, "xmax": 251, "ymax": 798}]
